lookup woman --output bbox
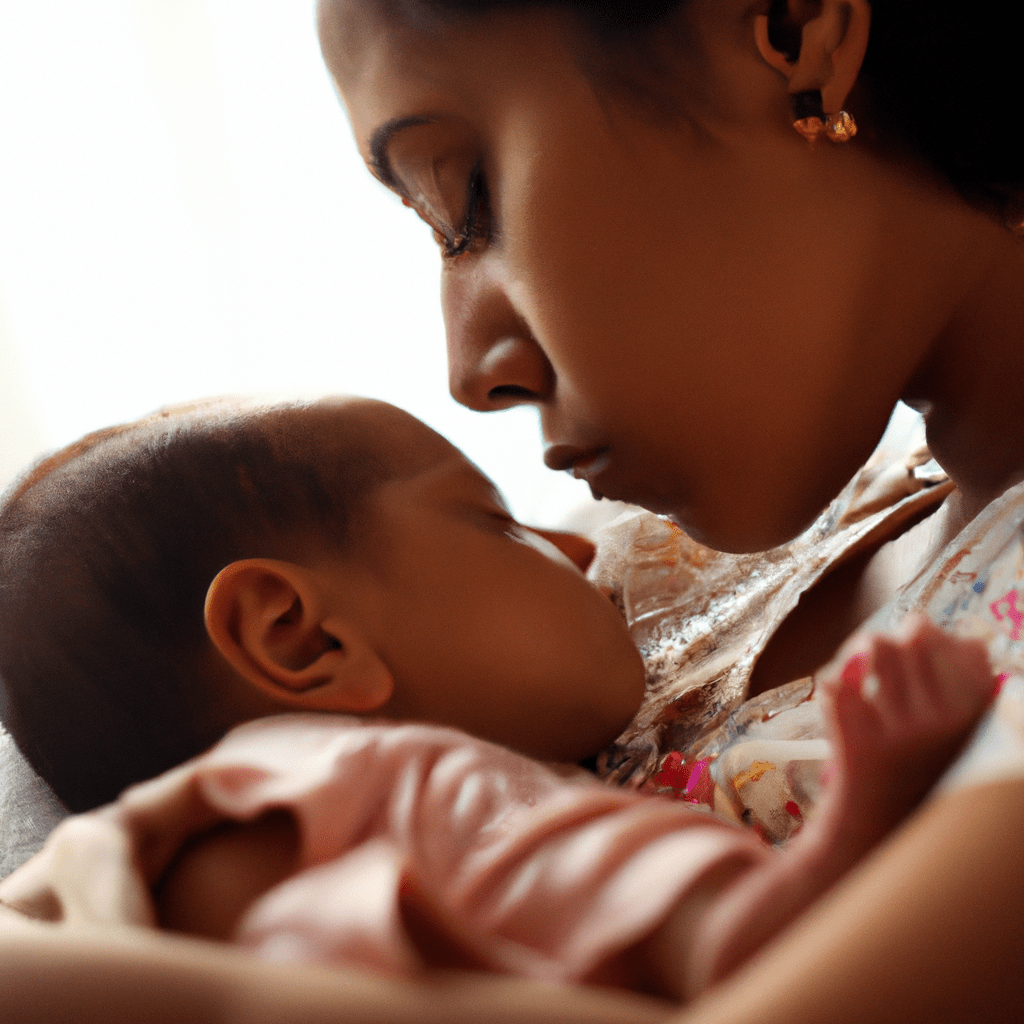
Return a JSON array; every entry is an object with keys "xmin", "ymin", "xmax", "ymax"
[
  {"xmin": 315, "ymin": 0, "xmax": 1024, "ymax": 1020},
  {"xmin": 2, "ymin": 1, "xmax": 1022, "ymax": 1020}
]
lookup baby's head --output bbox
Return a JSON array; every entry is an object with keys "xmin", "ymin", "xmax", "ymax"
[{"xmin": 0, "ymin": 397, "xmax": 644, "ymax": 811}]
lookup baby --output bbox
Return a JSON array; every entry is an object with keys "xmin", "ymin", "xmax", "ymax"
[{"xmin": 0, "ymin": 397, "xmax": 995, "ymax": 1000}]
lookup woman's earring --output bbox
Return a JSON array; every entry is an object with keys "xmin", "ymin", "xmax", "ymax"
[
  {"xmin": 791, "ymin": 90, "xmax": 857, "ymax": 146},
  {"xmin": 825, "ymin": 110, "xmax": 857, "ymax": 143},
  {"xmin": 791, "ymin": 90, "xmax": 826, "ymax": 143}
]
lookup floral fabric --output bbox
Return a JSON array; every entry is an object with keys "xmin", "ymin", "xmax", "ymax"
[{"xmin": 591, "ymin": 416, "xmax": 1024, "ymax": 843}]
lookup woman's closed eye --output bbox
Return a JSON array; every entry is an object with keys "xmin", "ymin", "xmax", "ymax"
[
  {"xmin": 435, "ymin": 162, "xmax": 492, "ymax": 260},
  {"xmin": 404, "ymin": 162, "xmax": 493, "ymax": 261}
]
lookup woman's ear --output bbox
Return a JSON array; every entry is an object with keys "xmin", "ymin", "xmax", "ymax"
[
  {"xmin": 204, "ymin": 559, "xmax": 394, "ymax": 713},
  {"xmin": 754, "ymin": 0, "xmax": 871, "ymax": 115}
]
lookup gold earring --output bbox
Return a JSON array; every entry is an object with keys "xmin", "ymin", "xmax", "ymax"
[
  {"xmin": 791, "ymin": 90, "xmax": 857, "ymax": 146},
  {"xmin": 791, "ymin": 90, "xmax": 826, "ymax": 144},
  {"xmin": 825, "ymin": 110, "xmax": 857, "ymax": 143}
]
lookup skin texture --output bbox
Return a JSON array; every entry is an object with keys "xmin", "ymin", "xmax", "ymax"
[
  {"xmin": 319, "ymin": 0, "xmax": 1024, "ymax": 554},
  {"xmin": 4, "ymin": 1, "xmax": 1024, "ymax": 1022}
]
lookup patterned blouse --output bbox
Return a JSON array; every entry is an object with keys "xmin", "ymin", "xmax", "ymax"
[{"xmin": 590, "ymin": 416, "xmax": 1024, "ymax": 845}]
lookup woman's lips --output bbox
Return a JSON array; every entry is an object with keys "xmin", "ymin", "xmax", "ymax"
[{"xmin": 543, "ymin": 445, "xmax": 612, "ymax": 498}]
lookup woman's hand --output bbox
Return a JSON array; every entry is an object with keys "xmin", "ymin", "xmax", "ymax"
[{"xmin": 0, "ymin": 911, "xmax": 673, "ymax": 1024}]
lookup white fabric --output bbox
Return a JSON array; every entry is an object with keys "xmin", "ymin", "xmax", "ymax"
[{"xmin": 0, "ymin": 721, "xmax": 66, "ymax": 879}]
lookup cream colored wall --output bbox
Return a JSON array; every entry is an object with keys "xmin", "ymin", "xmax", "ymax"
[
  {"xmin": 0, "ymin": 0, "xmax": 591, "ymax": 526},
  {"xmin": 0, "ymin": 286, "xmax": 48, "ymax": 490}
]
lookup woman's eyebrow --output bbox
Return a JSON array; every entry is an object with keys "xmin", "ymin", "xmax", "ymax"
[{"xmin": 369, "ymin": 115, "xmax": 436, "ymax": 190}]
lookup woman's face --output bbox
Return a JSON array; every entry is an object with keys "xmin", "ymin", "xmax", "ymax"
[{"xmin": 320, "ymin": 0, "xmax": 941, "ymax": 551}]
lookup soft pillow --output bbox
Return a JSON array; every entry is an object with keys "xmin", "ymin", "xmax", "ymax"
[{"xmin": 0, "ymin": 720, "xmax": 67, "ymax": 879}]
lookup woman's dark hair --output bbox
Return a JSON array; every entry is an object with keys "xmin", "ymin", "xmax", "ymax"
[
  {"xmin": 408, "ymin": 0, "xmax": 681, "ymax": 36},
  {"xmin": 861, "ymin": 3, "xmax": 1024, "ymax": 221},
  {"xmin": 392, "ymin": 0, "xmax": 1024, "ymax": 223},
  {"xmin": 0, "ymin": 404, "xmax": 386, "ymax": 812}
]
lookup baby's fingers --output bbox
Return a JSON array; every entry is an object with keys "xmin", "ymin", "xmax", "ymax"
[
  {"xmin": 897, "ymin": 615, "xmax": 996, "ymax": 715},
  {"xmin": 818, "ymin": 615, "xmax": 996, "ymax": 744}
]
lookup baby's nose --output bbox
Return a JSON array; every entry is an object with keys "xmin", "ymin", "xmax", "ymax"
[{"xmin": 527, "ymin": 529, "xmax": 595, "ymax": 574}]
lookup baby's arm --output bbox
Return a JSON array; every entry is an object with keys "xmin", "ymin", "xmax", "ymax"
[
  {"xmin": 152, "ymin": 618, "xmax": 993, "ymax": 997},
  {"xmin": 154, "ymin": 812, "xmax": 493, "ymax": 973},
  {"xmin": 155, "ymin": 810, "xmax": 299, "ymax": 940},
  {"xmin": 638, "ymin": 616, "xmax": 995, "ymax": 1000},
  {"xmin": 9, "ymin": 624, "xmax": 992, "ymax": 1006}
]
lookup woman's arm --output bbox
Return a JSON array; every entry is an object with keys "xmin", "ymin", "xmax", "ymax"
[
  {"xmin": 0, "ymin": 908, "xmax": 673, "ymax": 1024},
  {"xmin": 662, "ymin": 778, "xmax": 1024, "ymax": 1024},
  {"xmin": 4, "ymin": 782, "xmax": 1019, "ymax": 1023}
]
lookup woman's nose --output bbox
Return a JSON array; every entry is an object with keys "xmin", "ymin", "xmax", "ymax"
[{"xmin": 442, "ymin": 261, "xmax": 553, "ymax": 412}]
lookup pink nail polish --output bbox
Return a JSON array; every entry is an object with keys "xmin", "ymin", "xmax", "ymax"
[{"xmin": 841, "ymin": 652, "xmax": 869, "ymax": 687}]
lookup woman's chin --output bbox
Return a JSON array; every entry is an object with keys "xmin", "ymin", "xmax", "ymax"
[{"xmin": 663, "ymin": 503, "xmax": 823, "ymax": 555}]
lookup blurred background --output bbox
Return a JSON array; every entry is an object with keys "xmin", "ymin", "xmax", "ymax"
[{"xmin": 0, "ymin": 0, "xmax": 595, "ymax": 524}]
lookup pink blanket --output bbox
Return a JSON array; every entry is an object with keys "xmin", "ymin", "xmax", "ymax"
[{"xmin": 0, "ymin": 714, "xmax": 765, "ymax": 983}]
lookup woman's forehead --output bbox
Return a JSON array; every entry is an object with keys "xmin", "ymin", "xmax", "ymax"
[
  {"xmin": 318, "ymin": 0, "xmax": 575, "ymax": 154},
  {"xmin": 318, "ymin": 0, "xmax": 438, "ymax": 92},
  {"xmin": 320, "ymin": 1, "xmax": 446, "ymax": 168}
]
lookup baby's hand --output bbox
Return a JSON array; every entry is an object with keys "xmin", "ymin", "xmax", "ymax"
[
  {"xmin": 657, "ymin": 620, "xmax": 997, "ymax": 1000},
  {"xmin": 816, "ymin": 615, "xmax": 996, "ymax": 844}
]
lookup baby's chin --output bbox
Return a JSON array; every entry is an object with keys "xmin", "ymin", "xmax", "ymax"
[
  {"xmin": 558, "ymin": 689, "xmax": 647, "ymax": 767},
  {"xmin": 553, "ymin": 715, "xmax": 636, "ymax": 776},
  {"xmin": 494, "ymin": 715, "xmax": 624, "ymax": 770}
]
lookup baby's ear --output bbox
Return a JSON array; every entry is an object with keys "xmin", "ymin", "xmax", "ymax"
[{"xmin": 204, "ymin": 559, "xmax": 394, "ymax": 713}]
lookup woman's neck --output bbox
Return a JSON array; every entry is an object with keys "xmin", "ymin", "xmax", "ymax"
[{"xmin": 905, "ymin": 218, "xmax": 1024, "ymax": 518}]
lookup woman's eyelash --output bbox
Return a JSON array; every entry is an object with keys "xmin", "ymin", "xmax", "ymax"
[{"xmin": 435, "ymin": 163, "xmax": 491, "ymax": 260}]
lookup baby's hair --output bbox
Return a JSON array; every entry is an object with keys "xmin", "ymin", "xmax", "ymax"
[{"xmin": 0, "ymin": 401, "xmax": 387, "ymax": 812}]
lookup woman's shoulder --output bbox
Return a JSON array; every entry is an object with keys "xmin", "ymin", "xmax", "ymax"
[
  {"xmin": 864, "ymin": 476, "xmax": 1024, "ymax": 798},
  {"xmin": 874, "ymin": 474, "xmax": 1024, "ymax": 642}
]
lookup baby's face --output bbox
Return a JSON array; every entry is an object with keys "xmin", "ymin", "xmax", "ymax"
[{"xmin": 309, "ymin": 398, "xmax": 646, "ymax": 762}]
